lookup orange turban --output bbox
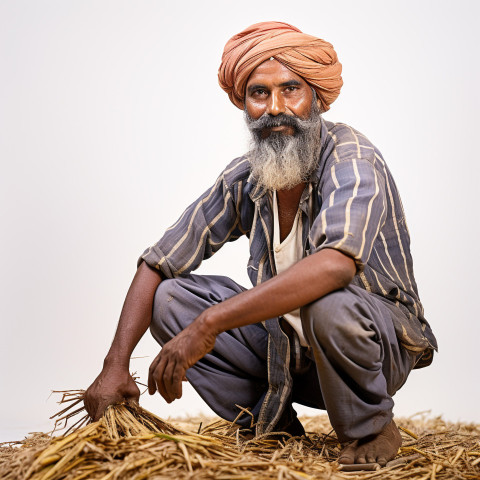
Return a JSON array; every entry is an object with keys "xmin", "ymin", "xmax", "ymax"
[{"xmin": 218, "ymin": 22, "xmax": 343, "ymax": 112}]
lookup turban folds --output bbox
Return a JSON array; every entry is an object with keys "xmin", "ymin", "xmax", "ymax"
[{"xmin": 218, "ymin": 22, "xmax": 343, "ymax": 112}]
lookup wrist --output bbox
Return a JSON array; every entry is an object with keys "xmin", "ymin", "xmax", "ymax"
[
  {"xmin": 196, "ymin": 305, "xmax": 223, "ymax": 336},
  {"xmin": 103, "ymin": 353, "xmax": 130, "ymax": 370}
]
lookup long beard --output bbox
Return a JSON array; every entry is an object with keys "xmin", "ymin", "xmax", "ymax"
[{"xmin": 245, "ymin": 101, "xmax": 323, "ymax": 191}]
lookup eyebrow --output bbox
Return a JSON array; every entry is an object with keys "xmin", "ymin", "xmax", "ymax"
[
  {"xmin": 247, "ymin": 80, "xmax": 302, "ymax": 95},
  {"xmin": 247, "ymin": 84, "xmax": 267, "ymax": 95},
  {"xmin": 279, "ymin": 80, "xmax": 302, "ymax": 87}
]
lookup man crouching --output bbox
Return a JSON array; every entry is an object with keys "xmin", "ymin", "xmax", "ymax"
[{"xmin": 84, "ymin": 21, "xmax": 437, "ymax": 467}]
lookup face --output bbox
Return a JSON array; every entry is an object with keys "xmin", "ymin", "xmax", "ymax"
[
  {"xmin": 243, "ymin": 62, "xmax": 323, "ymax": 192},
  {"xmin": 245, "ymin": 59, "xmax": 314, "ymax": 137}
]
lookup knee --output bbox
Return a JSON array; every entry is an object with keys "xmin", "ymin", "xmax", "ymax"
[
  {"xmin": 150, "ymin": 278, "xmax": 184, "ymax": 345},
  {"xmin": 301, "ymin": 288, "xmax": 375, "ymax": 349},
  {"xmin": 152, "ymin": 278, "xmax": 178, "ymax": 321}
]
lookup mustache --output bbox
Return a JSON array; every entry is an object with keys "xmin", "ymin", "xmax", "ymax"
[{"xmin": 246, "ymin": 113, "xmax": 304, "ymax": 135}]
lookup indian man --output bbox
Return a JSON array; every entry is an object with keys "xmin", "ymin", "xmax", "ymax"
[{"xmin": 84, "ymin": 21, "xmax": 437, "ymax": 466}]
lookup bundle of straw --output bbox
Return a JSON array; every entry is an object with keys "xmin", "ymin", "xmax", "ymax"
[{"xmin": 1, "ymin": 390, "xmax": 479, "ymax": 480}]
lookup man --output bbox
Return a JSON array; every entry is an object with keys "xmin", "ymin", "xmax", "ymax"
[{"xmin": 85, "ymin": 22, "xmax": 437, "ymax": 466}]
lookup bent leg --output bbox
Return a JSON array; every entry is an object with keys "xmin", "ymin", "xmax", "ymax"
[
  {"xmin": 301, "ymin": 285, "xmax": 416, "ymax": 443},
  {"xmin": 151, "ymin": 274, "xmax": 269, "ymax": 427}
]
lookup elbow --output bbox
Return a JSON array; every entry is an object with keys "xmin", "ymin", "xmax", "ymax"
[
  {"xmin": 320, "ymin": 248, "xmax": 357, "ymax": 290},
  {"xmin": 335, "ymin": 263, "xmax": 356, "ymax": 289}
]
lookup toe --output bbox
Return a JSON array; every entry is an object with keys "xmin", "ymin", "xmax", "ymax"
[
  {"xmin": 338, "ymin": 443, "xmax": 357, "ymax": 464},
  {"xmin": 377, "ymin": 456, "xmax": 387, "ymax": 467},
  {"xmin": 356, "ymin": 454, "xmax": 367, "ymax": 464}
]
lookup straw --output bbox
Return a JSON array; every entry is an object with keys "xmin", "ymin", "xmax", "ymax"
[{"xmin": 1, "ymin": 390, "xmax": 479, "ymax": 480}]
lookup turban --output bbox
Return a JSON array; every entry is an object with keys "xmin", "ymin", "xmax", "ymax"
[{"xmin": 218, "ymin": 22, "xmax": 343, "ymax": 112}]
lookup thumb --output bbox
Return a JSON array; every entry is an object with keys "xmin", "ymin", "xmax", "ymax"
[
  {"xmin": 125, "ymin": 385, "xmax": 140, "ymax": 404},
  {"xmin": 93, "ymin": 403, "xmax": 106, "ymax": 422},
  {"xmin": 125, "ymin": 397, "xmax": 140, "ymax": 410}
]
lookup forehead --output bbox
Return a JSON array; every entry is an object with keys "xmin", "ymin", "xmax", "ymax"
[{"xmin": 246, "ymin": 59, "xmax": 309, "ymax": 88}]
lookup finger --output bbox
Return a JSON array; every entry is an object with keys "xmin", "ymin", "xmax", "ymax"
[
  {"xmin": 126, "ymin": 397, "xmax": 140, "ymax": 408},
  {"xmin": 161, "ymin": 358, "xmax": 178, "ymax": 403},
  {"xmin": 148, "ymin": 354, "xmax": 162, "ymax": 395},
  {"xmin": 125, "ymin": 381, "xmax": 140, "ymax": 404},
  {"xmin": 148, "ymin": 353, "xmax": 162, "ymax": 394},
  {"xmin": 154, "ymin": 355, "xmax": 171, "ymax": 402},
  {"xmin": 126, "ymin": 387, "xmax": 140, "ymax": 403},
  {"xmin": 164, "ymin": 361, "xmax": 184, "ymax": 401},
  {"xmin": 84, "ymin": 393, "xmax": 97, "ymax": 420},
  {"xmin": 83, "ymin": 394, "xmax": 92, "ymax": 418},
  {"xmin": 148, "ymin": 368, "xmax": 156, "ymax": 395},
  {"xmin": 85, "ymin": 402, "xmax": 95, "ymax": 420},
  {"xmin": 93, "ymin": 402, "xmax": 106, "ymax": 422},
  {"xmin": 171, "ymin": 364, "xmax": 185, "ymax": 399}
]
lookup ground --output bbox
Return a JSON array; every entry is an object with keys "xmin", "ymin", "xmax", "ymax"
[{"xmin": 1, "ymin": 402, "xmax": 479, "ymax": 480}]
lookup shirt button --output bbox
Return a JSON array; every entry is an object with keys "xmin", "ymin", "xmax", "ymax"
[{"xmin": 274, "ymin": 246, "xmax": 280, "ymax": 253}]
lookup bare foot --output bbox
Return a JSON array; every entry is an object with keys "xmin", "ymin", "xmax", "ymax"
[{"xmin": 338, "ymin": 420, "xmax": 402, "ymax": 467}]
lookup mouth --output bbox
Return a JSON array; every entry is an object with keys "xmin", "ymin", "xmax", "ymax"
[
  {"xmin": 262, "ymin": 125, "xmax": 296, "ymax": 137},
  {"xmin": 247, "ymin": 112, "xmax": 301, "ymax": 139}
]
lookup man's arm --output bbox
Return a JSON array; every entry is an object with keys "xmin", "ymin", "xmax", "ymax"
[
  {"xmin": 148, "ymin": 248, "xmax": 356, "ymax": 403},
  {"xmin": 84, "ymin": 262, "xmax": 162, "ymax": 420},
  {"xmin": 85, "ymin": 162, "xmax": 249, "ymax": 420}
]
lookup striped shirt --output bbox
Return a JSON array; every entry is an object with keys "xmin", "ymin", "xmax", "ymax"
[
  {"xmin": 140, "ymin": 117, "xmax": 437, "ymax": 432},
  {"xmin": 141, "ymin": 118, "xmax": 436, "ymax": 352}
]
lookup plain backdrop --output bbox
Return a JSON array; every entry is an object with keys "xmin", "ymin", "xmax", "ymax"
[{"xmin": 1, "ymin": 0, "xmax": 479, "ymax": 442}]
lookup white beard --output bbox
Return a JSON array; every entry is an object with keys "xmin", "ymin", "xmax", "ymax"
[{"xmin": 245, "ymin": 103, "xmax": 323, "ymax": 191}]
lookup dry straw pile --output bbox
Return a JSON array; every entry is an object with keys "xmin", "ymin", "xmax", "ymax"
[{"xmin": 1, "ymin": 390, "xmax": 479, "ymax": 479}]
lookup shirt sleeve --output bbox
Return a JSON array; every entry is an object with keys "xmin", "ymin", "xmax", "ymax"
[
  {"xmin": 138, "ymin": 170, "xmax": 244, "ymax": 278},
  {"xmin": 309, "ymin": 157, "xmax": 387, "ymax": 272}
]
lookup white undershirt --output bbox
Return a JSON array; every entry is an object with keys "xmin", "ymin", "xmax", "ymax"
[{"xmin": 272, "ymin": 191, "xmax": 308, "ymax": 347}]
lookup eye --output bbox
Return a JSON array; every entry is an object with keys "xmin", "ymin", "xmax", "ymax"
[
  {"xmin": 253, "ymin": 88, "xmax": 268, "ymax": 97},
  {"xmin": 285, "ymin": 86, "xmax": 298, "ymax": 93}
]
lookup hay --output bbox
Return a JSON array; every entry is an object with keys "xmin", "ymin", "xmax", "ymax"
[{"xmin": 1, "ymin": 392, "xmax": 479, "ymax": 479}]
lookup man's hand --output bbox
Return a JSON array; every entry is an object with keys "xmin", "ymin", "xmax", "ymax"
[
  {"xmin": 84, "ymin": 262, "xmax": 161, "ymax": 421},
  {"xmin": 148, "ymin": 316, "xmax": 217, "ymax": 403},
  {"xmin": 84, "ymin": 364, "xmax": 140, "ymax": 421},
  {"xmin": 148, "ymin": 250, "xmax": 355, "ymax": 404}
]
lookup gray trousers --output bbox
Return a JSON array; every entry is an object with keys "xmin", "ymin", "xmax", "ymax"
[{"xmin": 150, "ymin": 274, "xmax": 417, "ymax": 441}]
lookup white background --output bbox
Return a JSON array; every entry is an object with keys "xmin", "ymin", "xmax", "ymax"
[{"xmin": 1, "ymin": 0, "xmax": 479, "ymax": 442}]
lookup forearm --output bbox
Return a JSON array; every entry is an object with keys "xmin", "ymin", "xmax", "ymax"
[
  {"xmin": 104, "ymin": 261, "xmax": 163, "ymax": 368},
  {"xmin": 203, "ymin": 248, "xmax": 356, "ymax": 334}
]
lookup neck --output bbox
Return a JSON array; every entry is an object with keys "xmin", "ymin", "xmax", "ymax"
[{"xmin": 277, "ymin": 182, "xmax": 306, "ymax": 203}]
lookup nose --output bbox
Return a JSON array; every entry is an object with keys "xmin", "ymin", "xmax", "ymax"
[{"xmin": 266, "ymin": 90, "xmax": 285, "ymax": 116}]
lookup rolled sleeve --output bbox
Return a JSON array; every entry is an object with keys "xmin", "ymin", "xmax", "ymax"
[
  {"xmin": 138, "ymin": 170, "xmax": 244, "ymax": 278},
  {"xmin": 309, "ymin": 158, "xmax": 387, "ymax": 271},
  {"xmin": 138, "ymin": 244, "xmax": 176, "ymax": 278}
]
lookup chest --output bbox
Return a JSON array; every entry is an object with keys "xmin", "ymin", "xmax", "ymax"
[
  {"xmin": 276, "ymin": 185, "xmax": 305, "ymax": 242},
  {"xmin": 277, "ymin": 206, "xmax": 299, "ymax": 242}
]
